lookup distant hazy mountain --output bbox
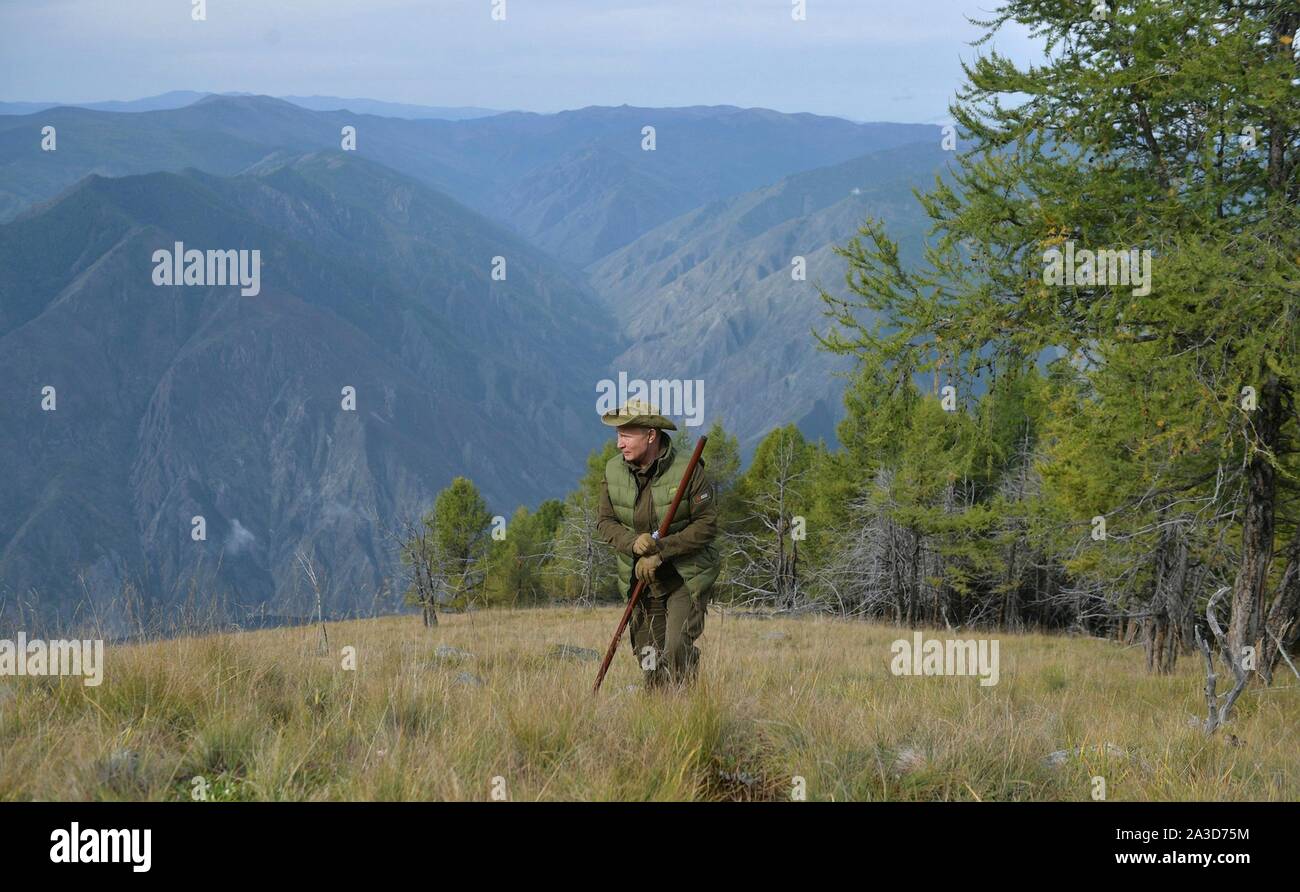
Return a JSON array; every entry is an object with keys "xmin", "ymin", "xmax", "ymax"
[
  {"xmin": 0, "ymin": 95, "xmax": 938, "ymax": 263},
  {"xmin": 0, "ymin": 91, "xmax": 217, "ymax": 115},
  {"xmin": 0, "ymin": 153, "xmax": 613, "ymax": 627},
  {"xmin": 0, "ymin": 100, "xmax": 280, "ymax": 221},
  {"xmin": 588, "ymin": 141, "xmax": 951, "ymax": 455},
  {"xmin": 0, "ymin": 91, "xmax": 504, "ymax": 119},
  {"xmin": 0, "ymin": 94, "xmax": 952, "ymax": 621},
  {"xmin": 480, "ymin": 105, "xmax": 938, "ymax": 265},
  {"xmin": 278, "ymin": 95, "xmax": 503, "ymax": 120}
]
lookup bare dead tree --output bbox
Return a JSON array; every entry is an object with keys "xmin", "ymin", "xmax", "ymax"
[
  {"xmin": 729, "ymin": 434, "xmax": 810, "ymax": 611},
  {"xmin": 816, "ymin": 480, "xmax": 895, "ymax": 618},
  {"xmin": 723, "ymin": 527, "xmax": 812, "ymax": 611},
  {"xmin": 808, "ymin": 468, "xmax": 924, "ymax": 622},
  {"xmin": 548, "ymin": 495, "xmax": 613, "ymax": 607},
  {"xmin": 1194, "ymin": 586, "xmax": 1251, "ymax": 736},
  {"xmin": 295, "ymin": 549, "xmax": 329, "ymax": 654},
  {"xmin": 383, "ymin": 512, "xmax": 445, "ymax": 628}
]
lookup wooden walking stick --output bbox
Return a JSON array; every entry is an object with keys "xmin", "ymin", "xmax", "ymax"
[{"xmin": 592, "ymin": 434, "xmax": 708, "ymax": 694}]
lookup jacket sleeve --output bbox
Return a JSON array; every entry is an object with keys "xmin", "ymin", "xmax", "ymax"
[
  {"xmin": 656, "ymin": 472, "xmax": 718, "ymax": 562},
  {"xmin": 596, "ymin": 480, "xmax": 637, "ymax": 556}
]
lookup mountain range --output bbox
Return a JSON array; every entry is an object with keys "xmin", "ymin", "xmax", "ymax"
[
  {"xmin": 0, "ymin": 95, "xmax": 936, "ymax": 261},
  {"xmin": 0, "ymin": 94, "xmax": 947, "ymax": 624},
  {"xmin": 589, "ymin": 141, "xmax": 947, "ymax": 450},
  {"xmin": 0, "ymin": 91, "xmax": 504, "ymax": 120}
]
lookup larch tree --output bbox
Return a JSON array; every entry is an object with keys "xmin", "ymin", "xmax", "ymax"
[{"xmin": 816, "ymin": 0, "xmax": 1298, "ymax": 679}]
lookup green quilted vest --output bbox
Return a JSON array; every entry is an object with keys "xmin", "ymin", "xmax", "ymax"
[{"xmin": 604, "ymin": 440, "xmax": 720, "ymax": 601}]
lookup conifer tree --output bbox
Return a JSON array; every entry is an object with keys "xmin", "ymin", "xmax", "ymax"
[{"xmin": 817, "ymin": 0, "xmax": 1299, "ymax": 671}]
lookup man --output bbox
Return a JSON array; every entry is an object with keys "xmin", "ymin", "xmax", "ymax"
[{"xmin": 595, "ymin": 399, "xmax": 720, "ymax": 689}]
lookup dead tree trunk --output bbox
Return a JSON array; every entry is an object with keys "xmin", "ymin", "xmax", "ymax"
[{"xmin": 1195, "ymin": 587, "xmax": 1251, "ymax": 735}]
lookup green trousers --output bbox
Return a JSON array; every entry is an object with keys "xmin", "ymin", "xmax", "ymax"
[{"xmin": 628, "ymin": 582, "xmax": 709, "ymax": 689}]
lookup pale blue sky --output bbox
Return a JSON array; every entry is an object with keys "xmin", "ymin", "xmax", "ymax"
[{"xmin": 0, "ymin": 0, "xmax": 1038, "ymax": 122}]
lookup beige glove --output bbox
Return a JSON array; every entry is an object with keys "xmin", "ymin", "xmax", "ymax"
[
  {"xmin": 633, "ymin": 533, "xmax": 658, "ymax": 556},
  {"xmin": 635, "ymin": 553, "xmax": 663, "ymax": 583}
]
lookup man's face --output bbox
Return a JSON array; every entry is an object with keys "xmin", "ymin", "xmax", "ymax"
[{"xmin": 616, "ymin": 426, "xmax": 656, "ymax": 465}]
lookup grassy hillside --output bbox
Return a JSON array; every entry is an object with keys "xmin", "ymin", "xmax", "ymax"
[{"xmin": 1, "ymin": 608, "xmax": 1295, "ymax": 801}]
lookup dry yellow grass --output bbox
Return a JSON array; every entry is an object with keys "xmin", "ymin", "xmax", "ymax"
[{"xmin": 1, "ymin": 606, "xmax": 1295, "ymax": 801}]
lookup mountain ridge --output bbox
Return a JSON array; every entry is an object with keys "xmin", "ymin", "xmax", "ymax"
[
  {"xmin": 1, "ymin": 95, "xmax": 939, "ymax": 264},
  {"xmin": 588, "ymin": 139, "xmax": 951, "ymax": 455},
  {"xmin": 0, "ymin": 153, "xmax": 615, "ymax": 626}
]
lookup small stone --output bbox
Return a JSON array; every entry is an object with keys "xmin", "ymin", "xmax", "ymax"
[
  {"xmin": 98, "ymin": 748, "xmax": 143, "ymax": 792},
  {"xmin": 1043, "ymin": 750, "xmax": 1071, "ymax": 769},
  {"xmin": 717, "ymin": 768, "xmax": 758, "ymax": 787},
  {"xmin": 454, "ymin": 671, "xmax": 484, "ymax": 687},
  {"xmin": 1044, "ymin": 742, "xmax": 1131, "ymax": 769},
  {"xmin": 547, "ymin": 643, "xmax": 601, "ymax": 662},
  {"xmin": 435, "ymin": 644, "xmax": 474, "ymax": 661},
  {"xmin": 892, "ymin": 746, "xmax": 927, "ymax": 776},
  {"xmin": 761, "ymin": 631, "xmax": 787, "ymax": 641}
]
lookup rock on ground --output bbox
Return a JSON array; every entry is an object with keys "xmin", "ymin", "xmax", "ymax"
[
  {"xmin": 1044, "ymin": 743, "xmax": 1131, "ymax": 769},
  {"xmin": 892, "ymin": 746, "xmax": 928, "ymax": 777},
  {"xmin": 98, "ymin": 747, "xmax": 144, "ymax": 793},
  {"xmin": 547, "ymin": 643, "xmax": 601, "ymax": 662}
]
